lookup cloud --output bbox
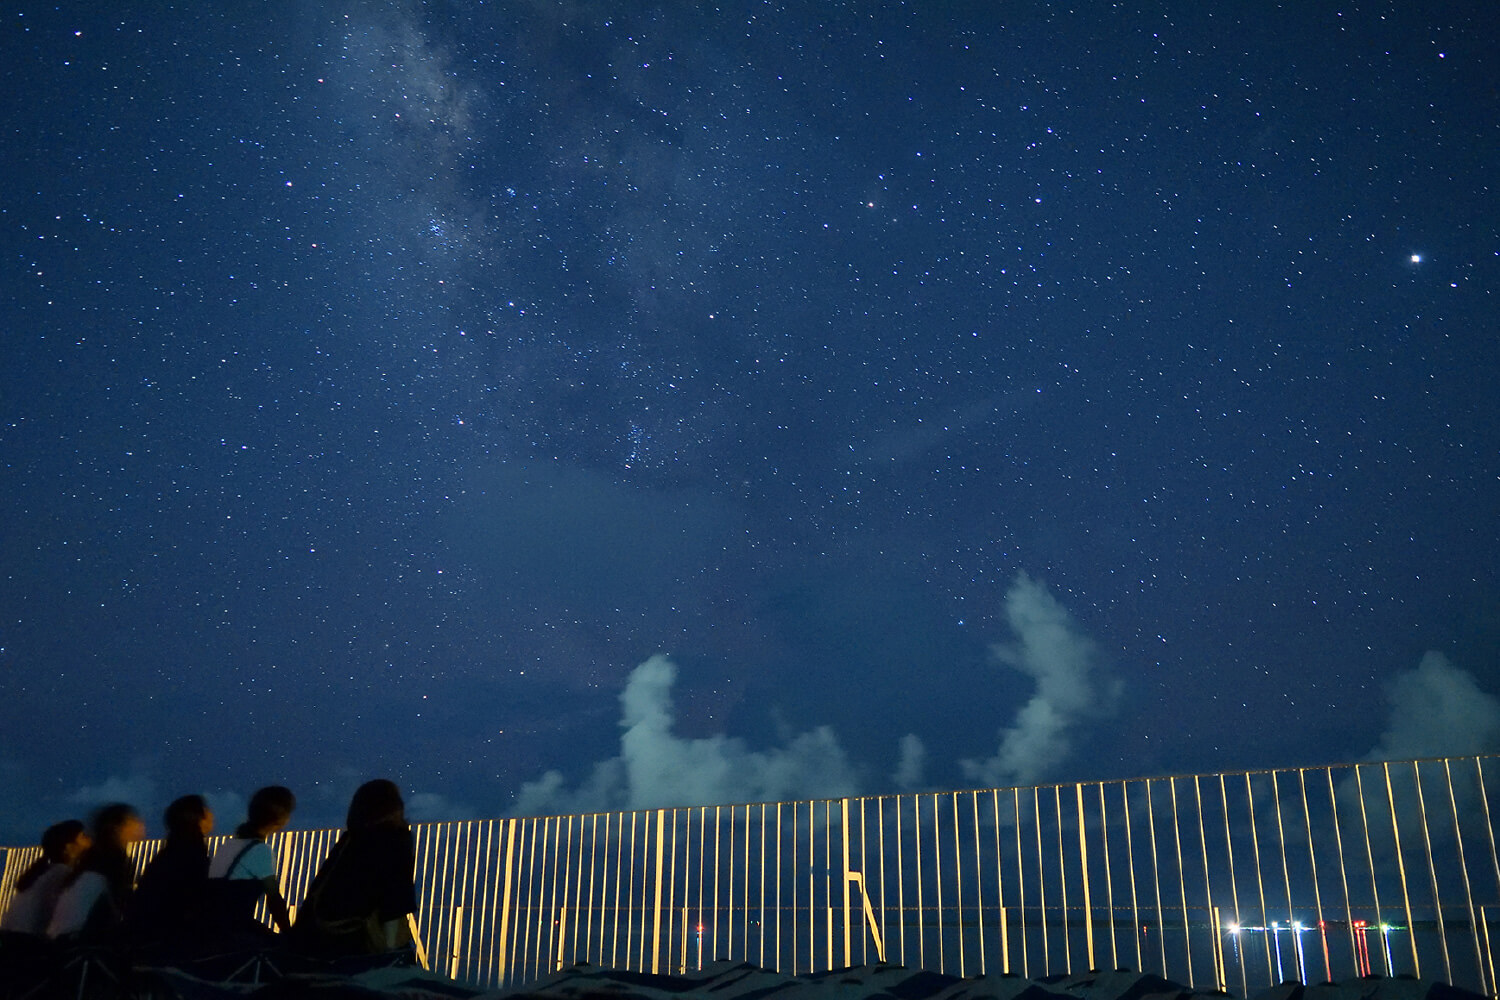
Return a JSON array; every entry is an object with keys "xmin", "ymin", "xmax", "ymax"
[
  {"xmin": 407, "ymin": 790, "xmax": 477, "ymax": 824},
  {"xmin": 894, "ymin": 734, "xmax": 927, "ymax": 791},
  {"xmin": 960, "ymin": 572, "xmax": 1120, "ymax": 787},
  {"xmin": 67, "ymin": 773, "xmax": 160, "ymax": 816},
  {"xmin": 516, "ymin": 575, "xmax": 1121, "ymax": 818},
  {"xmin": 47, "ymin": 770, "xmax": 329, "ymax": 839},
  {"xmin": 1365, "ymin": 650, "xmax": 1500, "ymax": 761},
  {"xmin": 65, "ymin": 773, "xmax": 251, "ymax": 835},
  {"xmin": 514, "ymin": 654, "xmax": 861, "ymax": 816},
  {"xmin": 512, "ymin": 761, "xmax": 627, "ymax": 818},
  {"xmin": 1328, "ymin": 650, "xmax": 1500, "ymax": 856}
]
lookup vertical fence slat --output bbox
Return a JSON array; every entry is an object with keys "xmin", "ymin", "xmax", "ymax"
[
  {"xmin": 1017, "ymin": 786, "xmax": 1030, "ymax": 979},
  {"xmin": 1099, "ymin": 782, "xmax": 1118, "ymax": 974},
  {"xmin": 1382, "ymin": 761, "xmax": 1420, "ymax": 977},
  {"xmin": 992, "ymin": 789, "xmax": 1009, "ymax": 975},
  {"xmin": 1412, "ymin": 761, "xmax": 1452, "ymax": 984},
  {"xmin": 1055, "ymin": 785, "xmax": 1070, "ymax": 977},
  {"xmin": 1444, "ymin": 760, "xmax": 1488, "ymax": 995},
  {"xmin": 973, "ymin": 791, "xmax": 987, "ymax": 976}
]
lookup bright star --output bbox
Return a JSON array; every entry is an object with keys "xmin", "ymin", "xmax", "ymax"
[{"xmin": 1410, "ymin": 253, "xmax": 1422, "ymax": 264}]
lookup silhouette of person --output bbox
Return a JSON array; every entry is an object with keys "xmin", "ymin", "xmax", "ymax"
[
  {"xmin": 128, "ymin": 794, "xmax": 213, "ymax": 953},
  {"xmin": 205, "ymin": 785, "xmax": 296, "ymax": 945},
  {"xmin": 0, "ymin": 820, "xmax": 89, "ymax": 936},
  {"xmin": 291, "ymin": 779, "xmax": 417, "ymax": 958},
  {"xmin": 47, "ymin": 804, "xmax": 146, "ymax": 943}
]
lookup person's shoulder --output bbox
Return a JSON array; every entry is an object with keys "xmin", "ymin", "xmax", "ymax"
[
  {"xmin": 34, "ymin": 862, "xmax": 72, "ymax": 891},
  {"xmin": 48, "ymin": 870, "xmax": 108, "ymax": 937},
  {"xmin": 244, "ymin": 839, "xmax": 276, "ymax": 865},
  {"xmin": 211, "ymin": 836, "xmax": 273, "ymax": 876}
]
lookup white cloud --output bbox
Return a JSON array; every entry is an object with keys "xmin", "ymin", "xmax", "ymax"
[
  {"xmin": 514, "ymin": 654, "xmax": 861, "ymax": 816},
  {"xmin": 1328, "ymin": 651, "xmax": 1500, "ymax": 855},
  {"xmin": 960, "ymin": 572, "xmax": 1120, "ymax": 787},
  {"xmin": 512, "ymin": 760, "xmax": 626, "ymax": 818},
  {"xmin": 894, "ymin": 734, "xmax": 926, "ymax": 791},
  {"xmin": 61, "ymin": 773, "xmax": 315, "ymax": 838},
  {"xmin": 1366, "ymin": 650, "xmax": 1500, "ymax": 761},
  {"xmin": 407, "ymin": 790, "xmax": 476, "ymax": 824},
  {"xmin": 67, "ymin": 773, "xmax": 160, "ymax": 815},
  {"xmin": 516, "ymin": 576, "xmax": 1124, "ymax": 817}
]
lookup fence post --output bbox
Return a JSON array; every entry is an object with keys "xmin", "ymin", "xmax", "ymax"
[
  {"xmin": 841, "ymin": 798, "xmax": 853, "ymax": 969},
  {"xmin": 653, "ymin": 809, "xmax": 666, "ymax": 975},
  {"xmin": 1077, "ymin": 784, "xmax": 1096, "ymax": 974},
  {"xmin": 450, "ymin": 906, "xmax": 465, "ymax": 979},
  {"xmin": 497, "ymin": 819, "xmax": 517, "ymax": 986}
]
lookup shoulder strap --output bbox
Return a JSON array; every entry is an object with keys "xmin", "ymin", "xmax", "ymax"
[{"xmin": 219, "ymin": 838, "xmax": 262, "ymax": 880}]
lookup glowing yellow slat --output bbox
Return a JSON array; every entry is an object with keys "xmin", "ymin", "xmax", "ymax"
[
  {"xmin": 895, "ymin": 794, "xmax": 906, "ymax": 968},
  {"xmin": 1055, "ymin": 785, "xmax": 1069, "ymax": 976},
  {"xmin": 1444, "ymin": 760, "xmax": 1489, "ymax": 995},
  {"xmin": 757, "ymin": 803, "xmax": 766, "ymax": 968},
  {"xmin": 1099, "ymin": 782, "xmax": 1118, "ymax": 974},
  {"xmin": 1169, "ymin": 778, "xmax": 1190, "ymax": 984},
  {"xmin": 1246, "ymin": 773, "xmax": 1273, "ymax": 982},
  {"xmin": 1036, "ymin": 785, "xmax": 1050, "ymax": 976},
  {"xmin": 951, "ymin": 792, "xmax": 963, "ymax": 977},
  {"xmin": 1193, "ymin": 777, "xmax": 1222, "ymax": 992},
  {"xmin": 1077, "ymin": 783, "xmax": 1095, "ymax": 975},
  {"xmin": 992, "ymin": 789, "xmax": 1009, "ymax": 975},
  {"xmin": 1122, "ymin": 781, "xmax": 1140, "ymax": 975},
  {"xmin": 1383, "ymin": 761, "xmax": 1420, "ymax": 977},
  {"xmin": 1016, "ymin": 787, "xmax": 1030, "ymax": 979},
  {"xmin": 775, "ymin": 801, "xmax": 783, "ymax": 972},
  {"xmin": 914, "ymin": 794, "xmax": 926, "ymax": 970},
  {"xmin": 1411, "ymin": 762, "xmax": 1450, "ymax": 982}
]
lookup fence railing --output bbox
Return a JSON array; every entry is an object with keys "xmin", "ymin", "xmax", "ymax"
[{"xmin": 3, "ymin": 755, "xmax": 1498, "ymax": 995}]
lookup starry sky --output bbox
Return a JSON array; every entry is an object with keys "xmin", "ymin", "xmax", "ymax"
[{"xmin": 3, "ymin": 1, "xmax": 1498, "ymax": 843}]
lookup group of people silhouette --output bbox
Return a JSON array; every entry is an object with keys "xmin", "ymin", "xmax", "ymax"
[{"xmin": 0, "ymin": 779, "xmax": 418, "ymax": 966}]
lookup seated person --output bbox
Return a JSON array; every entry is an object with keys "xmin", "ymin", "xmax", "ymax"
[
  {"xmin": 291, "ymin": 779, "xmax": 417, "ymax": 958},
  {"xmin": 47, "ymin": 804, "xmax": 146, "ymax": 944},
  {"xmin": 204, "ymin": 785, "xmax": 296, "ymax": 946},
  {"xmin": 0, "ymin": 820, "xmax": 89, "ymax": 936},
  {"xmin": 127, "ymin": 795, "xmax": 213, "ymax": 953}
]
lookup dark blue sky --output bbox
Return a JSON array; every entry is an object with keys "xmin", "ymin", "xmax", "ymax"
[{"xmin": 3, "ymin": 1, "xmax": 1497, "ymax": 841}]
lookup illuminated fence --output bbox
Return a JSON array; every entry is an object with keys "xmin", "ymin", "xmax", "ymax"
[{"xmin": 2, "ymin": 755, "xmax": 1498, "ymax": 995}]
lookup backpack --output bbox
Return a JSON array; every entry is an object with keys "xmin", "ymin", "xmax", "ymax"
[
  {"xmin": 289, "ymin": 840, "xmax": 391, "ymax": 955},
  {"xmin": 202, "ymin": 839, "xmax": 268, "ymax": 933}
]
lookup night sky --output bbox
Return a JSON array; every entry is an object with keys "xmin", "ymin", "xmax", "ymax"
[{"xmin": 3, "ymin": 2, "xmax": 1498, "ymax": 843}]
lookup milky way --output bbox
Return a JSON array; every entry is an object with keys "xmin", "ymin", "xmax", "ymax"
[{"xmin": 1, "ymin": 3, "xmax": 1495, "ymax": 840}]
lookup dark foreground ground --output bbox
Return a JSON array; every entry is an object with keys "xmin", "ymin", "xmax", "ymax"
[{"xmin": 121, "ymin": 960, "xmax": 1493, "ymax": 1000}]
